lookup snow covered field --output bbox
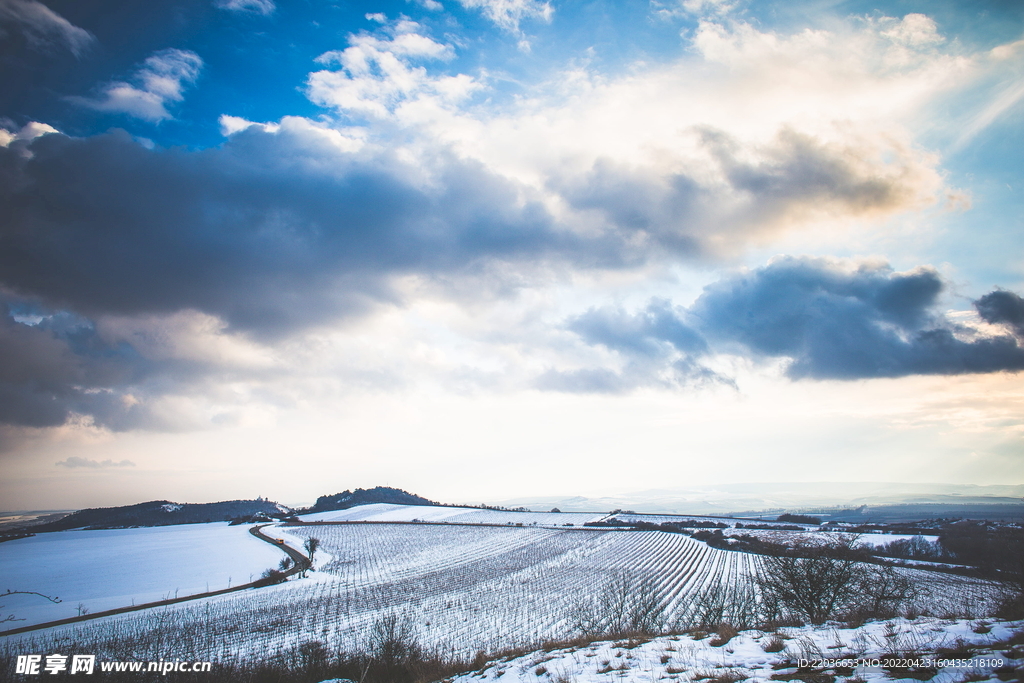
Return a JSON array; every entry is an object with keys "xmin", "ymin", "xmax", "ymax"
[
  {"xmin": 4, "ymin": 522, "xmax": 763, "ymax": 660},
  {"xmin": 447, "ymin": 618, "xmax": 1023, "ymax": 683},
  {"xmin": 300, "ymin": 503, "xmax": 607, "ymax": 527},
  {"xmin": 719, "ymin": 528, "xmax": 940, "ymax": 548},
  {"xmin": 0, "ymin": 522, "xmax": 284, "ymax": 627},
  {"xmin": 5, "ymin": 515, "xmax": 999, "ymax": 667},
  {"xmin": 1, "ymin": 505, "xmax": 1005, "ymax": 674}
]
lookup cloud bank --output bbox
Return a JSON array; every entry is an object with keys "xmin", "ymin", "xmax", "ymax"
[
  {"xmin": 549, "ymin": 258, "xmax": 1024, "ymax": 391},
  {"xmin": 0, "ymin": 11, "xmax": 1020, "ymax": 437}
]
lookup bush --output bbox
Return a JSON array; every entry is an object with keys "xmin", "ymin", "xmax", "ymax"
[
  {"xmin": 253, "ymin": 567, "xmax": 287, "ymax": 586},
  {"xmin": 364, "ymin": 612, "xmax": 422, "ymax": 683},
  {"xmin": 758, "ymin": 551, "xmax": 862, "ymax": 624}
]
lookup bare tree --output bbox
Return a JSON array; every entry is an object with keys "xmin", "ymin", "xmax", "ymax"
[
  {"xmin": 1, "ymin": 589, "xmax": 61, "ymax": 624},
  {"xmin": 681, "ymin": 581, "xmax": 760, "ymax": 630},
  {"xmin": 304, "ymin": 536, "xmax": 320, "ymax": 564},
  {"xmin": 855, "ymin": 565, "xmax": 922, "ymax": 620},
  {"xmin": 365, "ymin": 612, "xmax": 421, "ymax": 683},
  {"xmin": 564, "ymin": 571, "xmax": 665, "ymax": 637},
  {"xmin": 756, "ymin": 542, "xmax": 866, "ymax": 624}
]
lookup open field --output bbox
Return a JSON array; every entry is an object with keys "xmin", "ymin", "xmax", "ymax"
[
  {"xmin": 299, "ymin": 503, "xmax": 608, "ymax": 526},
  {"xmin": 2, "ymin": 509, "xmax": 1003, "ymax": 667},
  {"xmin": 0, "ymin": 523, "xmax": 282, "ymax": 627}
]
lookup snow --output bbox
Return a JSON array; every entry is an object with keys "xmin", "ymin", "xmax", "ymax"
[
  {"xmin": 3, "ymin": 524, "xmax": 763, "ymax": 658},
  {"xmin": 612, "ymin": 514, "xmax": 740, "ymax": 526},
  {"xmin": 3, "ymin": 519, "xmax": 1002, "ymax": 666},
  {"xmin": 855, "ymin": 533, "xmax": 939, "ymax": 547},
  {"xmin": 299, "ymin": 503, "xmax": 606, "ymax": 527},
  {"xmin": 444, "ymin": 618, "xmax": 1023, "ymax": 683},
  {"xmin": 720, "ymin": 528, "xmax": 940, "ymax": 549},
  {"xmin": 0, "ymin": 523, "xmax": 286, "ymax": 627}
]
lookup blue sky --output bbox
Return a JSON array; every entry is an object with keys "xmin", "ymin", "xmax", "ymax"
[{"xmin": 0, "ymin": 0, "xmax": 1022, "ymax": 509}]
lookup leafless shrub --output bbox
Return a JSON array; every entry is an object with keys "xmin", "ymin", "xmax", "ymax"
[
  {"xmin": 851, "ymin": 565, "xmax": 922, "ymax": 621},
  {"xmin": 563, "ymin": 571, "xmax": 665, "ymax": 637},
  {"xmin": 756, "ymin": 539, "xmax": 926, "ymax": 625},
  {"xmin": 680, "ymin": 581, "xmax": 760, "ymax": 630},
  {"xmin": 756, "ymin": 543, "xmax": 865, "ymax": 624}
]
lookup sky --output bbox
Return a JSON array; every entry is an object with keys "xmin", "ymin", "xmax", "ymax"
[{"xmin": 0, "ymin": 0, "xmax": 1022, "ymax": 511}]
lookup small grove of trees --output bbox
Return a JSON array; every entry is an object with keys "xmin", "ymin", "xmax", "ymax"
[
  {"xmin": 874, "ymin": 535, "xmax": 945, "ymax": 562},
  {"xmin": 255, "ymin": 568, "xmax": 287, "ymax": 587},
  {"xmin": 363, "ymin": 612, "xmax": 423, "ymax": 683}
]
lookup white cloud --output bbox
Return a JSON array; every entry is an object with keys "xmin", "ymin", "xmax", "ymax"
[
  {"xmin": 76, "ymin": 48, "xmax": 203, "ymax": 122},
  {"xmin": 0, "ymin": 121, "xmax": 58, "ymax": 148},
  {"xmin": 0, "ymin": 0, "xmax": 93, "ymax": 55},
  {"xmin": 338, "ymin": 14, "xmax": 964, "ymax": 257},
  {"xmin": 215, "ymin": 0, "xmax": 274, "ymax": 15},
  {"xmin": 307, "ymin": 20, "xmax": 479, "ymax": 121},
  {"xmin": 455, "ymin": 0, "xmax": 552, "ymax": 35},
  {"xmin": 878, "ymin": 13, "xmax": 943, "ymax": 48},
  {"xmin": 218, "ymin": 114, "xmax": 278, "ymax": 136}
]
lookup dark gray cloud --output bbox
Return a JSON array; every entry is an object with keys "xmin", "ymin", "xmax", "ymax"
[
  {"xmin": 0, "ymin": 0, "xmax": 93, "ymax": 56},
  {"xmin": 976, "ymin": 289, "xmax": 1024, "ymax": 337},
  {"xmin": 692, "ymin": 258, "xmax": 1024, "ymax": 379},
  {"xmin": 0, "ymin": 124, "xmax": 578, "ymax": 432},
  {"xmin": 0, "ymin": 298, "xmax": 129, "ymax": 428},
  {"xmin": 0, "ymin": 124, "xmax": 940, "ymax": 342},
  {"xmin": 553, "ymin": 258, "xmax": 1024, "ymax": 390},
  {"xmin": 0, "ymin": 126, "xmax": 572, "ymax": 338},
  {"xmin": 0, "ymin": 294, "xmax": 253, "ymax": 433}
]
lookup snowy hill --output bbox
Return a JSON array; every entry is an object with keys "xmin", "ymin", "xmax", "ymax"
[{"xmin": 30, "ymin": 499, "xmax": 290, "ymax": 531}]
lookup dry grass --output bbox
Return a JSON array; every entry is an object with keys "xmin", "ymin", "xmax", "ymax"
[
  {"xmin": 709, "ymin": 623, "xmax": 740, "ymax": 647},
  {"xmin": 762, "ymin": 634, "xmax": 786, "ymax": 653}
]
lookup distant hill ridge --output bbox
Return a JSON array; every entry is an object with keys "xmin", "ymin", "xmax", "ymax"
[
  {"xmin": 30, "ymin": 486, "xmax": 436, "ymax": 531},
  {"xmin": 311, "ymin": 486, "xmax": 437, "ymax": 512},
  {"xmin": 32, "ymin": 499, "xmax": 289, "ymax": 531}
]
